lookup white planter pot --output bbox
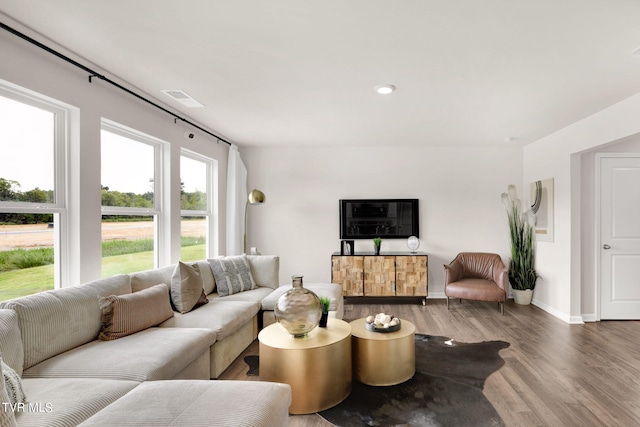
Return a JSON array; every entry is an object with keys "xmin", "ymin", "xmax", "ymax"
[{"xmin": 513, "ymin": 289, "xmax": 533, "ymax": 305}]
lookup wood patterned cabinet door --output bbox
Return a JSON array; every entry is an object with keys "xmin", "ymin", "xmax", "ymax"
[
  {"xmin": 363, "ymin": 256, "xmax": 396, "ymax": 296},
  {"xmin": 331, "ymin": 256, "xmax": 364, "ymax": 296},
  {"xmin": 395, "ymin": 255, "xmax": 428, "ymax": 296}
]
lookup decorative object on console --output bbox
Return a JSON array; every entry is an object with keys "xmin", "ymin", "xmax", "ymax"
[
  {"xmin": 340, "ymin": 239, "xmax": 354, "ymax": 255},
  {"xmin": 373, "ymin": 237, "xmax": 382, "ymax": 255},
  {"xmin": 501, "ymin": 184, "xmax": 538, "ymax": 304},
  {"xmin": 244, "ymin": 188, "xmax": 266, "ymax": 254},
  {"xmin": 274, "ymin": 275, "xmax": 322, "ymax": 337},
  {"xmin": 407, "ymin": 236, "xmax": 419, "ymax": 252},
  {"xmin": 319, "ymin": 296, "xmax": 331, "ymax": 327}
]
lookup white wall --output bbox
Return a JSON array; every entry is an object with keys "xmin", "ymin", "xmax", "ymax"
[
  {"xmin": 242, "ymin": 145, "xmax": 522, "ymax": 296},
  {"xmin": 524, "ymin": 92, "xmax": 640, "ymax": 322},
  {"xmin": 0, "ymin": 16, "xmax": 229, "ymax": 285}
]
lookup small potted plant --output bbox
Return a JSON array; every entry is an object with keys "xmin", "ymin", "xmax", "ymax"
[
  {"xmin": 373, "ymin": 237, "xmax": 382, "ymax": 255},
  {"xmin": 319, "ymin": 296, "xmax": 331, "ymax": 327}
]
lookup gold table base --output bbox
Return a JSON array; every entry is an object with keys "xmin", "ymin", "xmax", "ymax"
[
  {"xmin": 258, "ymin": 318, "xmax": 352, "ymax": 414},
  {"xmin": 350, "ymin": 318, "xmax": 416, "ymax": 386}
]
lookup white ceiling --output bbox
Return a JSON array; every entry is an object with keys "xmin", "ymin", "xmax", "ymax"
[{"xmin": 3, "ymin": 1, "xmax": 640, "ymax": 148}]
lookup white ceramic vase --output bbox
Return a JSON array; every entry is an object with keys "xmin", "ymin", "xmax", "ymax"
[{"xmin": 513, "ymin": 289, "xmax": 533, "ymax": 305}]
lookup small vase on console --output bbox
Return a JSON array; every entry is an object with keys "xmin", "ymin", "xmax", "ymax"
[
  {"xmin": 373, "ymin": 237, "xmax": 382, "ymax": 255},
  {"xmin": 274, "ymin": 275, "xmax": 322, "ymax": 337}
]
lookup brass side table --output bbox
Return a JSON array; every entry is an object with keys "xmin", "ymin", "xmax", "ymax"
[
  {"xmin": 258, "ymin": 318, "xmax": 352, "ymax": 414},
  {"xmin": 349, "ymin": 318, "xmax": 416, "ymax": 386}
]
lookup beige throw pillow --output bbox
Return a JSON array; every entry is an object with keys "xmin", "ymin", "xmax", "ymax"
[
  {"xmin": 99, "ymin": 284, "xmax": 174, "ymax": 341},
  {"xmin": 171, "ymin": 261, "xmax": 207, "ymax": 314}
]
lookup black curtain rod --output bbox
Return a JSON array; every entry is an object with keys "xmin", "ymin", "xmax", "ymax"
[{"xmin": 0, "ymin": 21, "xmax": 232, "ymax": 146}]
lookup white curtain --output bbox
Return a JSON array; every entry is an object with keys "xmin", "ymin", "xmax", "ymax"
[{"xmin": 226, "ymin": 144, "xmax": 247, "ymax": 255}]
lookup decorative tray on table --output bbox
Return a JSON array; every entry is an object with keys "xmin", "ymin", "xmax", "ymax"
[{"xmin": 364, "ymin": 313, "xmax": 401, "ymax": 333}]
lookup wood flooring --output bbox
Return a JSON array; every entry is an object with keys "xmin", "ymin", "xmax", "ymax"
[{"xmin": 219, "ymin": 300, "xmax": 640, "ymax": 427}]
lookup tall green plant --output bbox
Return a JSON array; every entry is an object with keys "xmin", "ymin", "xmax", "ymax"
[{"xmin": 501, "ymin": 185, "xmax": 538, "ymax": 290}]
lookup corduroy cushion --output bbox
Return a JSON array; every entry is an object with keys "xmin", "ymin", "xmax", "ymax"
[
  {"xmin": 0, "ymin": 309, "xmax": 24, "ymax": 376},
  {"xmin": 0, "ymin": 275, "xmax": 131, "ymax": 369},
  {"xmin": 170, "ymin": 262, "xmax": 208, "ymax": 314},
  {"xmin": 99, "ymin": 283, "xmax": 174, "ymax": 340},
  {"xmin": 208, "ymin": 255, "xmax": 257, "ymax": 297},
  {"xmin": 246, "ymin": 255, "xmax": 280, "ymax": 289},
  {"xmin": 78, "ymin": 380, "xmax": 292, "ymax": 427}
]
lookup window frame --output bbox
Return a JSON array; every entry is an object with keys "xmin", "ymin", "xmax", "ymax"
[
  {"xmin": 180, "ymin": 149, "xmax": 214, "ymax": 259},
  {"xmin": 0, "ymin": 80, "xmax": 70, "ymax": 290},
  {"xmin": 100, "ymin": 119, "xmax": 165, "ymax": 270}
]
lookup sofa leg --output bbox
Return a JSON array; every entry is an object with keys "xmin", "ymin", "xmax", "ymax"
[{"xmin": 500, "ymin": 302, "xmax": 504, "ymax": 315}]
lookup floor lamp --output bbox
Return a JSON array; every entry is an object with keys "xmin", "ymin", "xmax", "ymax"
[{"xmin": 244, "ymin": 189, "xmax": 266, "ymax": 254}]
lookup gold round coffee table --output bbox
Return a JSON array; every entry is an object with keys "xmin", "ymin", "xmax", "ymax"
[
  {"xmin": 258, "ymin": 318, "xmax": 352, "ymax": 414},
  {"xmin": 349, "ymin": 318, "xmax": 416, "ymax": 386}
]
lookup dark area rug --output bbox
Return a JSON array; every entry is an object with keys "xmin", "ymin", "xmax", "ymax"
[
  {"xmin": 320, "ymin": 334, "xmax": 510, "ymax": 427},
  {"xmin": 243, "ymin": 334, "xmax": 509, "ymax": 426}
]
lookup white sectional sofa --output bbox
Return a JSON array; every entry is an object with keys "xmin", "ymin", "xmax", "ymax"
[{"xmin": 0, "ymin": 254, "xmax": 343, "ymax": 426}]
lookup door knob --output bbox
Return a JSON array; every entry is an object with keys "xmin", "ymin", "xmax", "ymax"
[{"xmin": 603, "ymin": 244, "xmax": 611, "ymax": 250}]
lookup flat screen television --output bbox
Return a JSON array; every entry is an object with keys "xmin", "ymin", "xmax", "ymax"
[{"xmin": 340, "ymin": 199, "xmax": 419, "ymax": 239}]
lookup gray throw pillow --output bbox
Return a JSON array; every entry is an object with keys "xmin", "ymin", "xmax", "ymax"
[
  {"xmin": 1, "ymin": 357, "xmax": 26, "ymax": 406},
  {"xmin": 208, "ymin": 255, "xmax": 257, "ymax": 297}
]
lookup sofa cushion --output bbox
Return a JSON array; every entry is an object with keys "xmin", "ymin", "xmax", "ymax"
[
  {"xmin": 194, "ymin": 260, "xmax": 216, "ymax": 295},
  {"xmin": 170, "ymin": 261, "xmax": 207, "ymax": 314},
  {"xmin": 99, "ymin": 283, "xmax": 174, "ymax": 341},
  {"xmin": 0, "ymin": 274, "xmax": 131, "ymax": 369},
  {"xmin": 208, "ymin": 255, "xmax": 257, "ymax": 297},
  {"xmin": 23, "ymin": 327, "xmax": 216, "ymax": 382},
  {"xmin": 78, "ymin": 380, "xmax": 292, "ymax": 427},
  {"xmin": 160, "ymin": 299, "xmax": 259, "ymax": 341},
  {"xmin": 0, "ymin": 359, "xmax": 17, "ymax": 427},
  {"xmin": 246, "ymin": 255, "xmax": 280, "ymax": 289},
  {"xmin": 129, "ymin": 265, "xmax": 174, "ymax": 293},
  {"xmin": 0, "ymin": 309, "xmax": 23, "ymax": 376},
  {"xmin": 1, "ymin": 358, "xmax": 26, "ymax": 405},
  {"xmin": 17, "ymin": 377, "xmax": 138, "ymax": 427}
]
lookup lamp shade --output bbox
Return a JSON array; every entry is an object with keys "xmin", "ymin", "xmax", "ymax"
[{"xmin": 248, "ymin": 189, "xmax": 266, "ymax": 205}]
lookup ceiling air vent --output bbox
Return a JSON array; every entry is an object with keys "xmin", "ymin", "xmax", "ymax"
[{"xmin": 161, "ymin": 90, "xmax": 204, "ymax": 108}]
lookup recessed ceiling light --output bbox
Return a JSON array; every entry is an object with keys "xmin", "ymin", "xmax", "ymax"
[
  {"xmin": 161, "ymin": 90, "xmax": 205, "ymax": 108},
  {"xmin": 374, "ymin": 84, "xmax": 396, "ymax": 95}
]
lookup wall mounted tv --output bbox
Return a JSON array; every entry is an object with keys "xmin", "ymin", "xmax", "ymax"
[{"xmin": 339, "ymin": 199, "xmax": 419, "ymax": 239}]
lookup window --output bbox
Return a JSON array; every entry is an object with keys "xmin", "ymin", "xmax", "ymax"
[
  {"xmin": 0, "ymin": 83, "xmax": 68, "ymax": 300},
  {"xmin": 101, "ymin": 120, "xmax": 162, "ymax": 276},
  {"xmin": 180, "ymin": 151, "xmax": 213, "ymax": 262}
]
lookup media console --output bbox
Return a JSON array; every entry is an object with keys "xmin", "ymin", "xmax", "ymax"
[{"xmin": 331, "ymin": 252, "xmax": 428, "ymax": 303}]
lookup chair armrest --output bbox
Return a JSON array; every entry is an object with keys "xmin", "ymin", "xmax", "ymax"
[
  {"xmin": 443, "ymin": 259, "xmax": 463, "ymax": 284},
  {"xmin": 493, "ymin": 264, "xmax": 509, "ymax": 293}
]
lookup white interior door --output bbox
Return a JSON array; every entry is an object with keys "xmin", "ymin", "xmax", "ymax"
[{"xmin": 599, "ymin": 155, "xmax": 640, "ymax": 319}]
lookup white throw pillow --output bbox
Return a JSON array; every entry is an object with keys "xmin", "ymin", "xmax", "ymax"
[{"xmin": 246, "ymin": 255, "xmax": 280, "ymax": 289}]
